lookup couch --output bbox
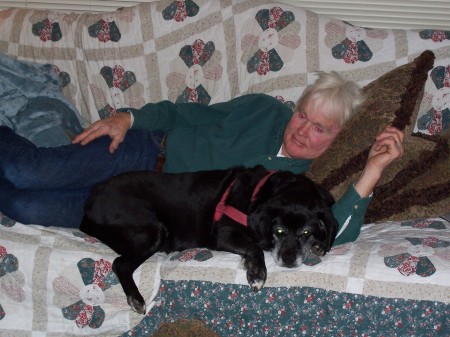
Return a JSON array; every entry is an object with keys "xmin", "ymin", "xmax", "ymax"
[{"xmin": 0, "ymin": 1, "xmax": 449, "ymax": 336}]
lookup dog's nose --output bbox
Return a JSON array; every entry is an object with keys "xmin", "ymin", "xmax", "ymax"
[{"xmin": 282, "ymin": 253, "xmax": 298, "ymax": 267}]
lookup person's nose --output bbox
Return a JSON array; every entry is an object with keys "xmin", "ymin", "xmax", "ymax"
[{"xmin": 296, "ymin": 121, "xmax": 310, "ymax": 136}]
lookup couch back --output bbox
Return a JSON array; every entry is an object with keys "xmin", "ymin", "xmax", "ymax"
[{"xmin": 0, "ymin": 1, "xmax": 449, "ymax": 135}]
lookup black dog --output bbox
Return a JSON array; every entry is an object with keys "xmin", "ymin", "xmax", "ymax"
[{"xmin": 80, "ymin": 165, "xmax": 338, "ymax": 314}]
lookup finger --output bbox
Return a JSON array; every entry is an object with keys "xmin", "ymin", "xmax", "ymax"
[
  {"xmin": 376, "ymin": 131, "xmax": 403, "ymax": 149},
  {"xmin": 72, "ymin": 128, "xmax": 91, "ymax": 143},
  {"xmin": 72, "ymin": 122, "xmax": 102, "ymax": 143},
  {"xmin": 79, "ymin": 127, "xmax": 109, "ymax": 145},
  {"xmin": 383, "ymin": 137, "xmax": 403, "ymax": 157},
  {"xmin": 377, "ymin": 126, "xmax": 404, "ymax": 140},
  {"xmin": 72, "ymin": 131, "xmax": 92, "ymax": 144},
  {"xmin": 388, "ymin": 128, "xmax": 404, "ymax": 144},
  {"xmin": 109, "ymin": 138, "xmax": 121, "ymax": 153},
  {"xmin": 374, "ymin": 135, "xmax": 399, "ymax": 152}
]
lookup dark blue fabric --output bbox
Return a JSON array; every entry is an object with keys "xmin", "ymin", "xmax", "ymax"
[
  {"xmin": 0, "ymin": 126, "xmax": 164, "ymax": 227},
  {"xmin": 0, "ymin": 178, "xmax": 90, "ymax": 228}
]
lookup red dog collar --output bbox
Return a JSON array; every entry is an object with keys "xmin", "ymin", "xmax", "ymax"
[{"xmin": 213, "ymin": 171, "xmax": 276, "ymax": 226}]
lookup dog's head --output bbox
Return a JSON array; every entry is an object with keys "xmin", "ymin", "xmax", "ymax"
[{"xmin": 248, "ymin": 171, "xmax": 338, "ymax": 268}]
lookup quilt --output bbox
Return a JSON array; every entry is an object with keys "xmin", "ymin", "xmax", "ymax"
[{"xmin": 1, "ymin": 214, "xmax": 449, "ymax": 336}]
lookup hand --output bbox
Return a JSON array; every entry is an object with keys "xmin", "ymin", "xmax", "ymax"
[
  {"xmin": 72, "ymin": 112, "xmax": 132, "ymax": 153},
  {"xmin": 354, "ymin": 125, "xmax": 405, "ymax": 197}
]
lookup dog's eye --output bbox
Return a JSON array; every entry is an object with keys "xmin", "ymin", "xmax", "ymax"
[
  {"xmin": 302, "ymin": 230, "xmax": 311, "ymax": 237},
  {"xmin": 275, "ymin": 228, "xmax": 285, "ymax": 237}
]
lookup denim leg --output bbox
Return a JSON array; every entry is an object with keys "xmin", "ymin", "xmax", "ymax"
[
  {"xmin": 0, "ymin": 176, "xmax": 89, "ymax": 227},
  {"xmin": 0, "ymin": 126, "xmax": 165, "ymax": 189},
  {"xmin": 0, "ymin": 126, "xmax": 165, "ymax": 227}
]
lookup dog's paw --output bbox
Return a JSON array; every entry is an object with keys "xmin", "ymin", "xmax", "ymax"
[
  {"xmin": 246, "ymin": 265, "xmax": 267, "ymax": 292},
  {"xmin": 127, "ymin": 295, "xmax": 146, "ymax": 315},
  {"xmin": 249, "ymin": 278, "xmax": 265, "ymax": 292}
]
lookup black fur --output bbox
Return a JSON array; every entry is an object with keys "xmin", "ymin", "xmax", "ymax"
[{"xmin": 80, "ymin": 165, "xmax": 338, "ymax": 314}]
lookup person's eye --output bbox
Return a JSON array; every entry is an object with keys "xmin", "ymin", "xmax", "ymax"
[
  {"xmin": 315, "ymin": 126, "xmax": 324, "ymax": 134},
  {"xmin": 298, "ymin": 112, "xmax": 307, "ymax": 120}
]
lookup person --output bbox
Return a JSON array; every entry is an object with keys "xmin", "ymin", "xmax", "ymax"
[{"xmin": 0, "ymin": 71, "xmax": 404, "ymax": 246}]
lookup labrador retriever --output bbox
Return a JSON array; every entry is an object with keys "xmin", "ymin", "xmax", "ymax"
[{"xmin": 80, "ymin": 165, "xmax": 338, "ymax": 314}]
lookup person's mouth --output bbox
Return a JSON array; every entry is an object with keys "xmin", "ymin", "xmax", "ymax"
[{"xmin": 291, "ymin": 135, "xmax": 305, "ymax": 148}]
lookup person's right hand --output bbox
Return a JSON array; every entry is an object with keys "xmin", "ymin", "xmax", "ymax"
[{"xmin": 72, "ymin": 111, "xmax": 132, "ymax": 153}]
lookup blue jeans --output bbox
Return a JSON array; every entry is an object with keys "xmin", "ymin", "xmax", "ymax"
[{"xmin": 0, "ymin": 126, "xmax": 165, "ymax": 227}]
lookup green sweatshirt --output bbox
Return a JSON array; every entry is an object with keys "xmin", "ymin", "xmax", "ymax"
[{"xmin": 127, "ymin": 94, "xmax": 371, "ymax": 245}]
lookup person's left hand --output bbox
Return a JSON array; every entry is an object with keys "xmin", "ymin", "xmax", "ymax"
[
  {"xmin": 354, "ymin": 125, "xmax": 404, "ymax": 197},
  {"xmin": 366, "ymin": 125, "xmax": 405, "ymax": 173}
]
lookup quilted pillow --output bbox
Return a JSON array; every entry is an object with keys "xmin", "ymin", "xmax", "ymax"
[
  {"xmin": 324, "ymin": 134, "xmax": 445, "ymax": 202},
  {"xmin": 365, "ymin": 131, "xmax": 450, "ymax": 223},
  {"xmin": 307, "ymin": 50, "xmax": 435, "ymax": 197},
  {"xmin": 306, "ymin": 50, "xmax": 450, "ymax": 223}
]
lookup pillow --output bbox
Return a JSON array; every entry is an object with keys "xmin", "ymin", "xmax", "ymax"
[
  {"xmin": 365, "ymin": 131, "xmax": 450, "ymax": 223},
  {"xmin": 305, "ymin": 50, "xmax": 450, "ymax": 223},
  {"xmin": 324, "ymin": 134, "xmax": 445, "ymax": 202},
  {"xmin": 307, "ymin": 50, "xmax": 435, "ymax": 196}
]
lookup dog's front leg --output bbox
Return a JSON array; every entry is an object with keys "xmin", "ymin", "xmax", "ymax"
[
  {"xmin": 214, "ymin": 225, "xmax": 267, "ymax": 292},
  {"xmin": 242, "ymin": 247, "xmax": 267, "ymax": 292}
]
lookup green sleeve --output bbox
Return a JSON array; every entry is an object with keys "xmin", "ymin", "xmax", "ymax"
[
  {"xmin": 123, "ymin": 94, "xmax": 274, "ymax": 131},
  {"xmin": 123, "ymin": 100, "xmax": 229, "ymax": 131},
  {"xmin": 331, "ymin": 184, "xmax": 372, "ymax": 246}
]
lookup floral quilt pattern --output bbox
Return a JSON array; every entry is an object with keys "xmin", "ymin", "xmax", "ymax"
[
  {"xmin": 324, "ymin": 21, "xmax": 388, "ymax": 64},
  {"xmin": 275, "ymin": 95, "xmax": 295, "ymax": 111},
  {"xmin": 32, "ymin": 14, "xmax": 62, "ymax": 42},
  {"xmin": 97, "ymin": 65, "xmax": 137, "ymax": 118},
  {"xmin": 53, "ymin": 257, "xmax": 127, "ymax": 329},
  {"xmin": 242, "ymin": 7, "xmax": 300, "ymax": 75},
  {"xmin": 417, "ymin": 64, "xmax": 450, "ymax": 134},
  {"xmin": 419, "ymin": 29, "xmax": 450, "ymax": 43},
  {"xmin": 162, "ymin": 0, "xmax": 200, "ymax": 22},
  {"xmin": 1, "ymin": 204, "xmax": 450, "ymax": 336},
  {"xmin": 88, "ymin": 19, "xmax": 121, "ymax": 43},
  {"xmin": 379, "ymin": 219, "xmax": 450, "ymax": 277},
  {"xmin": 165, "ymin": 39, "xmax": 223, "ymax": 105},
  {"xmin": 124, "ymin": 218, "xmax": 450, "ymax": 336},
  {"xmin": 378, "ymin": 219, "xmax": 450, "ymax": 277},
  {"xmin": 0, "ymin": 246, "xmax": 25, "ymax": 321},
  {"xmin": 381, "ymin": 238, "xmax": 449, "ymax": 277},
  {"xmin": 126, "ymin": 280, "xmax": 449, "ymax": 337}
]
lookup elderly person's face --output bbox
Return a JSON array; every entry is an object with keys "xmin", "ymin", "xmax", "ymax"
[{"xmin": 281, "ymin": 99, "xmax": 342, "ymax": 159}]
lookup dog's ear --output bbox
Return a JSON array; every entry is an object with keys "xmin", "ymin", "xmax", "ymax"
[
  {"xmin": 247, "ymin": 171, "xmax": 297, "ymax": 250},
  {"xmin": 247, "ymin": 201, "xmax": 274, "ymax": 250},
  {"xmin": 314, "ymin": 184, "xmax": 338, "ymax": 251},
  {"xmin": 315, "ymin": 184, "xmax": 336, "ymax": 207},
  {"xmin": 320, "ymin": 209, "xmax": 338, "ymax": 252},
  {"xmin": 254, "ymin": 171, "xmax": 299, "ymax": 202}
]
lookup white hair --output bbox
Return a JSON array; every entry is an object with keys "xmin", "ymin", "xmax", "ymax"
[{"xmin": 296, "ymin": 71, "xmax": 364, "ymax": 127}]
